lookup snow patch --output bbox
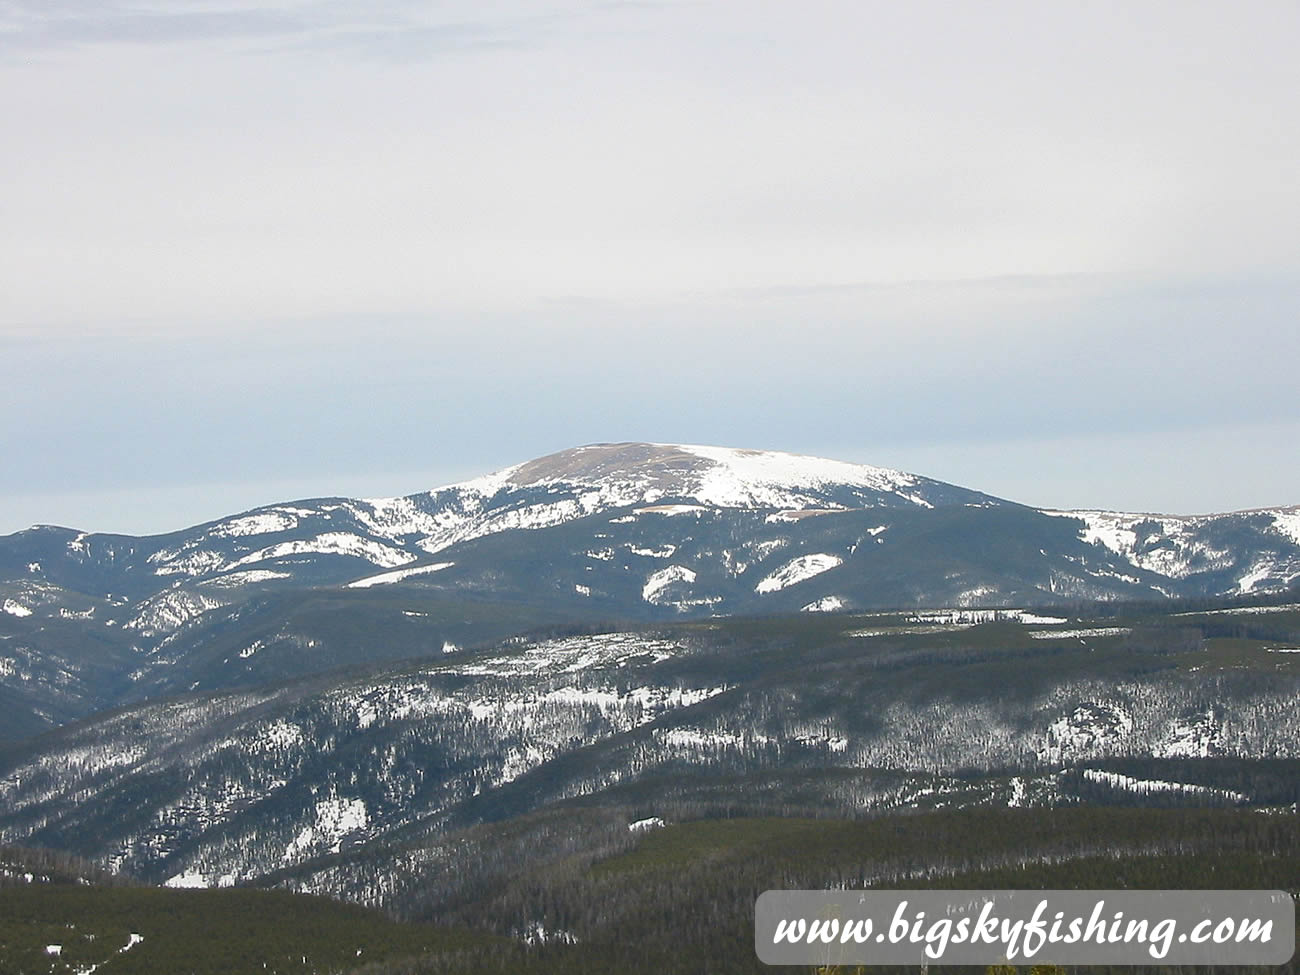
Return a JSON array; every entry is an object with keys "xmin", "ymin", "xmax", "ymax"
[
  {"xmin": 356, "ymin": 701, "xmax": 377, "ymax": 730},
  {"xmin": 754, "ymin": 553, "xmax": 842, "ymax": 593},
  {"xmin": 233, "ymin": 533, "xmax": 415, "ymax": 570},
  {"xmin": 348, "ymin": 496, "xmax": 445, "ymax": 539},
  {"xmin": 165, "ymin": 869, "xmax": 209, "ymax": 888},
  {"xmin": 284, "ymin": 796, "xmax": 368, "ymax": 862},
  {"xmin": 261, "ymin": 720, "xmax": 304, "ymax": 750},
  {"xmin": 765, "ymin": 509, "xmax": 841, "ymax": 524},
  {"xmin": 642, "ymin": 565, "xmax": 697, "ymax": 604},
  {"xmin": 1158, "ymin": 713, "xmax": 1221, "ymax": 758},
  {"xmin": 1237, "ymin": 561, "xmax": 1275, "ymax": 593},
  {"xmin": 851, "ymin": 624, "xmax": 974, "ymax": 637},
  {"xmin": 746, "ymin": 539, "xmax": 788, "ymax": 566},
  {"xmin": 1041, "ymin": 703, "xmax": 1134, "ymax": 761},
  {"xmin": 1029, "ymin": 627, "xmax": 1131, "ymax": 640},
  {"xmin": 1008, "ymin": 776, "xmax": 1028, "ymax": 808},
  {"xmin": 452, "ymin": 632, "xmax": 694, "ymax": 676},
  {"xmin": 520, "ymin": 922, "xmax": 579, "ymax": 946},
  {"xmin": 127, "ymin": 591, "xmax": 225, "ymax": 634},
  {"xmin": 911, "ymin": 608, "xmax": 1007, "ymax": 625},
  {"xmin": 634, "ymin": 504, "xmax": 708, "ymax": 516},
  {"xmin": 1082, "ymin": 769, "xmax": 1245, "ymax": 803},
  {"xmin": 1271, "ymin": 510, "xmax": 1300, "ymax": 546},
  {"xmin": 658, "ymin": 727, "xmax": 770, "ymax": 750},
  {"xmin": 678, "ymin": 443, "xmax": 924, "ymax": 508},
  {"xmin": 801, "ymin": 596, "xmax": 845, "ymax": 612},
  {"xmin": 208, "ymin": 511, "xmax": 299, "ymax": 538},
  {"xmin": 151, "ymin": 549, "xmax": 231, "ymax": 577},
  {"xmin": 1175, "ymin": 603, "xmax": 1300, "ymax": 617},
  {"xmin": 206, "ymin": 569, "xmax": 292, "ymax": 586},
  {"xmin": 628, "ymin": 544, "xmax": 676, "ymax": 558},
  {"xmin": 347, "ymin": 561, "xmax": 454, "ymax": 588},
  {"xmin": 1047, "ymin": 509, "xmax": 1235, "ymax": 581},
  {"xmin": 907, "ymin": 608, "xmax": 1067, "ymax": 626}
]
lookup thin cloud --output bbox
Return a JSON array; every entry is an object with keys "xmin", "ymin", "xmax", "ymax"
[
  {"xmin": 266, "ymin": 19, "xmax": 542, "ymax": 60},
  {"xmin": 0, "ymin": 2, "xmax": 312, "ymax": 49},
  {"xmin": 0, "ymin": 0, "xmax": 657, "ymax": 56}
]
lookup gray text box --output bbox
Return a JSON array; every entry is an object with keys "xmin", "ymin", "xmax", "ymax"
[{"xmin": 755, "ymin": 890, "xmax": 1295, "ymax": 966}]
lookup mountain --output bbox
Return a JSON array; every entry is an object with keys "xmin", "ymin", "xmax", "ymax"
[
  {"xmin": 1, "ymin": 442, "xmax": 1298, "ymax": 741},
  {"xmin": 2, "ymin": 443, "xmax": 1300, "ymax": 962}
]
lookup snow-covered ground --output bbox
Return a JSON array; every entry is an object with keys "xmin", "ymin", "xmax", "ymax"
[
  {"xmin": 1081, "ymin": 768, "xmax": 1246, "ymax": 803},
  {"xmin": 754, "ymin": 553, "xmax": 842, "ymax": 594},
  {"xmin": 1029, "ymin": 627, "xmax": 1132, "ymax": 640},
  {"xmin": 802, "ymin": 596, "xmax": 845, "ymax": 612},
  {"xmin": 347, "ymin": 562, "xmax": 454, "ymax": 588}
]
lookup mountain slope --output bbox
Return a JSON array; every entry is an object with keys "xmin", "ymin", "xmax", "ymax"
[
  {"xmin": 6, "ymin": 443, "xmax": 1296, "ymax": 614},
  {"xmin": 0, "ymin": 444, "xmax": 996, "ymax": 594},
  {"xmin": 2, "ymin": 442, "xmax": 1298, "ymax": 742},
  {"xmin": 3, "ymin": 606, "xmax": 1300, "ymax": 892}
]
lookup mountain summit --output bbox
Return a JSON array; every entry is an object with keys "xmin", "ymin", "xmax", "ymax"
[
  {"xmin": 405, "ymin": 442, "xmax": 1002, "ymax": 552},
  {"xmin": 471, "ymin": 441, "xmax": 985, "ymax": 511}
]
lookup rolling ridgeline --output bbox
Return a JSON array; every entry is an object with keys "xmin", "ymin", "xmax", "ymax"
[{"xmin": 1, "ymin": 443, "xmax": 1299, "ymax": 973}]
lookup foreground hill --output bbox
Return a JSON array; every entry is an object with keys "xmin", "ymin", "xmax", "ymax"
[
  {"xmin": 3, "ymin": 808, "xmax": 1295, "ymax": 975},
  {"xmin": 334, "ymin": 806, "xmax": 1300, "ymax": 975},
  {"xmin": 0, "ymin": 880, "xmax": 498, "ymax": 974},
  {"xmin": 2, "ymin": 443, "xmax": 1298, "ymax": 742},
  {"xmin": 3, "ymin": 602, "xmax": 1299, "ymax": 892}
]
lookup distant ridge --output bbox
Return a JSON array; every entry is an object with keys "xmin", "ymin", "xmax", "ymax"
[{"xmin": 0, "ymin": 440, "xmax": 1297, "ymax": 741}]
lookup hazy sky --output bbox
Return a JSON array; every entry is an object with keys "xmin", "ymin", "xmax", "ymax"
[{"xmin": 3, "ymin": 1, "xmax": 1298, "ymax": 535}]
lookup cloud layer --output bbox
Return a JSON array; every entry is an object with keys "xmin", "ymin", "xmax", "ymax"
[{"xmin": 2, "ymin": 1, "xmax": 1297, "ymax": 532}]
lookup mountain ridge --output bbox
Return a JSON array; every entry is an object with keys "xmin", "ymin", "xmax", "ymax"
[
  {"xmin": 2, "ymin": 441, "xmax": 1298, "ymax": 741},
  {"xmin": 3, "ymin": 441, "xmax": 1297, "ymax": 626},
  {"xmin": 11, "ymin": 440, "xmax": 1297, "ymax": 543}
]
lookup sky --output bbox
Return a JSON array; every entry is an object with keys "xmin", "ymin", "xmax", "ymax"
[{"xmin": 2, "ymin": 0, "xmax": 1298, "ymax": 536}]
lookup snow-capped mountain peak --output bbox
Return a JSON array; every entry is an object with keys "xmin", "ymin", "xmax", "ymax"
[
  {"xmin": 429, "ymin": 442, "xmax": 978, "ymax": 516},
  {"xmin": 361, "ymin": 442, "xmax": 994, "ymax": 559},
  {"xmin": 488, "ymin": 442, "xmax": 929, "ymax": 509}
]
